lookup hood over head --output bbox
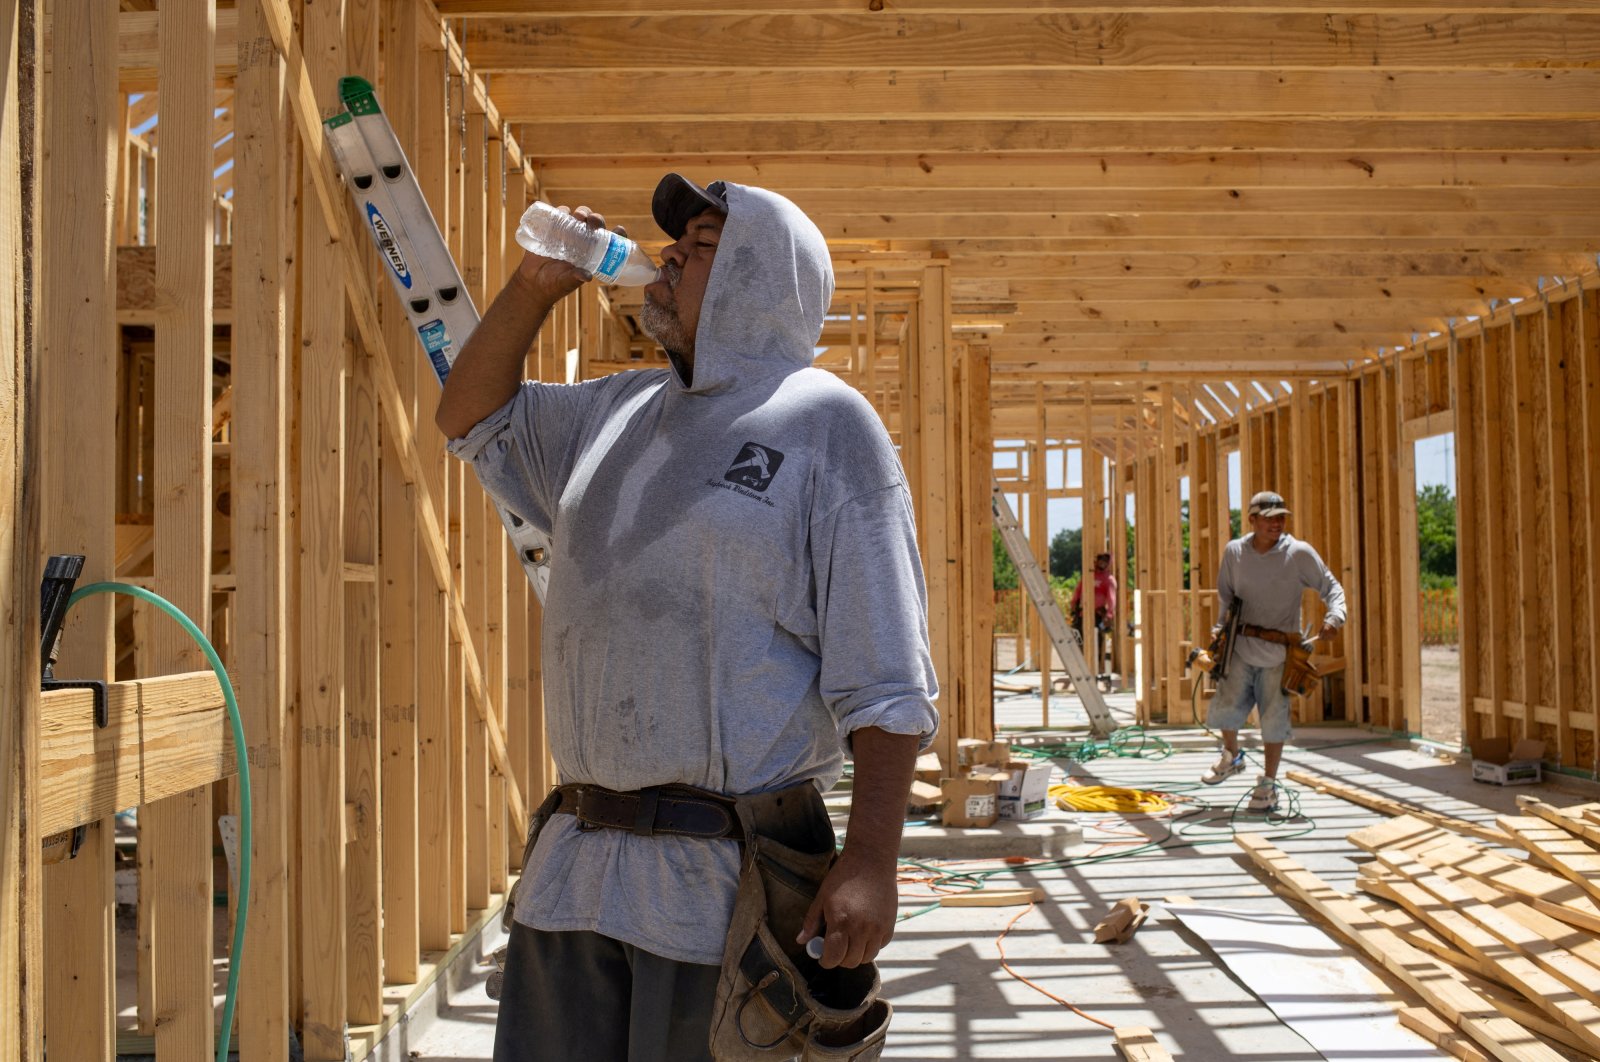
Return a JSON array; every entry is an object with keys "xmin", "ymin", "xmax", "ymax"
[{"xmin": 663, "ymin": 181, "xmax": 834, "ymax": 394}]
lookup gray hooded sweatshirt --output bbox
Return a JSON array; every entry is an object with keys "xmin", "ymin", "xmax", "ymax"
[{"xmin": 448, "ymin": 183, "xmax": 940, "ymax": 965}]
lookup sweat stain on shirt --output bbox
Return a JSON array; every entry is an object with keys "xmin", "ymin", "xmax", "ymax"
[{"xmin": 448, "ymin": 181, "xmax": 939, "ymax": 965}]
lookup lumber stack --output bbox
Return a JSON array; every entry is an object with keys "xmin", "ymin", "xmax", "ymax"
[{"xmin": 1241, "ymin": 799, "xmax": 1600, "ymax": 1061}]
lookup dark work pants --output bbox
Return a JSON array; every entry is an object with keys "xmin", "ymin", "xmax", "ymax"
[{"xmin": 493, "ymin": 922, "xmax": 721, "ymax": 1062}]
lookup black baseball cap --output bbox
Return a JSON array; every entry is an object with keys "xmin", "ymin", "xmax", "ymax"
[{"xmin": 652, "ymin": 173, "xmax": 729, "ymax": 240}]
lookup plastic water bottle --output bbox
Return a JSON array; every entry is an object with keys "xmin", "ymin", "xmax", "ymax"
[{"xmin": 514, "ymin": 201, "xmax": 658, "ymax": 286}]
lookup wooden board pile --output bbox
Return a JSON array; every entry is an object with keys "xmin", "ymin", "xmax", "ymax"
[{"xmin": 1238, "ymin": 794, "xmax": 1600, "ymax": 1062}]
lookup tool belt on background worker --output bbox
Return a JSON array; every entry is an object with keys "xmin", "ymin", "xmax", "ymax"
[{"xmin": 1240, "ymin": 624, "xmax": 1320, "ymax": 698}]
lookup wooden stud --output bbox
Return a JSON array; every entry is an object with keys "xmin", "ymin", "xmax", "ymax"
[
  {"xmin": 378, "ymin": 0, "xmax": 421, "ymax": 984},
  {"xmin": 1032, "ymin": 385, "xmax": 1050, "ymax": 722},
  {"xmin": 0, "ymin": 0, "xmax": 38, "ymax": 1052},
  {"xmin": 1508, "ymin": 314, "xmax": 1542, "ymax": 743},
  {"xmin": 1541, "ymin": 297, "xmax": 1578, "ymax": 768},
  {"xmin": 297, "ymin": 0, "xmax": 348, "ymax": 1052},
  {"xmin": 1477, "ymin": 326, "xmax": 1510, "ymax": 739},
  {"xmin": 964, "ymin": 343, "xmax": 993, "ymax": 740},
  {"xmin": 414, "ymin": 13, "xmax": 453, "ymax": 955},
  {"xmin": 145, "ymin": 5, "xmax": 218, "ymax": 1060},
  {"xmin": 231, "ymin": 0, "xmax": 293, "ymax": 1046},
  {"xmin": 918, "ymin": 263, "xmax": 956, "ymax": 766},
  {"xmin": 36, "ymin": 0, "xmax": 117, "ymax": 1056},
  {"xmin": 1337, "ymin": 380, "xmax": 1364, "ymax": 724},
  {"xmin": 1580, "ymin": 290, "xmax": 1600, "ymax": 776}
]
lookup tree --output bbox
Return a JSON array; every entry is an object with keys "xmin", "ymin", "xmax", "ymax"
[
  {"xmin": 1416, "ymin": 484, "xmax": 1457, "ymax": 585},
  {"xmin": 992, "ymin": 528, "xmax": 1018, "ymax": 590},
  {"xmin": 1049, "ymin": 526, "xmax": 1083, "ymax": 582}
]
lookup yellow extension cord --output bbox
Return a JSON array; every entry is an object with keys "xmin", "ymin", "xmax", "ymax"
[{"xmin": 1049, "ymin": 783, "xmax": 1172, "ymax": 814}]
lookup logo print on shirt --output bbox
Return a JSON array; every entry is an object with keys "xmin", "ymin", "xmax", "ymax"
[{"xmin": 724, "ymin": 442, "xmax": 784, "ymax": 493}]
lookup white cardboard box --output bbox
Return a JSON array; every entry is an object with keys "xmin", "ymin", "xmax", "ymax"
[
  {"xmin": 995, "ymin": 760, "xmax": 1053, "ymax": 821},
  {"xmin": 1469, "ymin": 736, "xmax": 1545, "ymax": 786}
]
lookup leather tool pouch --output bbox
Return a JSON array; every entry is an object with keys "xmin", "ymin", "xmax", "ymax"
[
  {"xmin": 709, "ymin": 791, "xmax": 891, "ymax": 1061},
  {"xmin": 1280, "ymin": 641, "xmax": 1320, "ymax": 698}
]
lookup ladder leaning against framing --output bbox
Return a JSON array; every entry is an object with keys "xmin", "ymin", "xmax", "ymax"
[
  {"xmin": 991, "ymin": 479, "xmax": 1118, "ymax": 737},
  {"xmin": 324, "ymin": 75, "xmax": 553, "ymax": 600}
]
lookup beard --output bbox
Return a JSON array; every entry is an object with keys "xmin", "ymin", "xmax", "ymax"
[
  {"xmin": 640, "ymin": 263, "xmax": 694, "ymax": 359},
  {"xmin": 639, "ymin": 298, "xmax": 691, "ymax": 358}
]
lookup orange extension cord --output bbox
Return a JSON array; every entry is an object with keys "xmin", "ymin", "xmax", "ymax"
[{"xmin": 993, "ymin": 902, "xmax": 1118, "ymax": 1031}]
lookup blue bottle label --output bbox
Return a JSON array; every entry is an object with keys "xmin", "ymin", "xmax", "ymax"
[
  {"xmin": 595, "ymin": 232, "xmax": 630, "ymax": 283},
  {"xmin": 418, "ymin": 319, "xmax": 453, "ymax": 383}
]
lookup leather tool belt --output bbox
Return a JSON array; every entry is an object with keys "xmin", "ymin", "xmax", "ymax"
[
  {"xmin": 552, "ymin": 782, "xmax": 743, "ymax": 841},
  {"xmin": 1239, "ymin": 624, "xmax": 1301, "ymax": 647},
  {"xmin": 1240, "ymin": 624, "xmax": 1319, "ymax": 697}
]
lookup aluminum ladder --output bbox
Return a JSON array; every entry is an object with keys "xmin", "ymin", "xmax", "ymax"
[
  {"xmin": 991, "ymin": 479, "xmax": 1118, "ymax": 737},
  {"xmin": 324, "ymin": 75, "xmax": 553, "ymax": 600}
]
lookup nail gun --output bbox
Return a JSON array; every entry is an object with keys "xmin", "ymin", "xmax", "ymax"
[{"xmin": 1186, "ymin": 595, "xmax": 1243, "ymax": 682}]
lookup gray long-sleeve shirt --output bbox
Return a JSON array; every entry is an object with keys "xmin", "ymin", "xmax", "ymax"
[
  {"xmin": 447, "ymin": 183, "xmax": 939, "ymax": 964},
  {"xmin": 1215, "ymin": 533, "xmax": 1347, "ymax": 669}
]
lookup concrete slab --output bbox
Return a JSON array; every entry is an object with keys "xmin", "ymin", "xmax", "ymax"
[
  {"xmin": 894, "ymin": 814, "xmax": 1082, "ymax": 861},
  {"xmin": 403, "ymin": 679, "xmax": 1600, "ymax": 1060}
]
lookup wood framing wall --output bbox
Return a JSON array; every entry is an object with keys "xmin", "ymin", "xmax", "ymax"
[
  {"xmin": 1125, "ymin": 276, "xmax": 1600, "ymax": 768},
  {"xmin": 11, "ymin": 3, "xmax": 1599, "ymax": 1057}
]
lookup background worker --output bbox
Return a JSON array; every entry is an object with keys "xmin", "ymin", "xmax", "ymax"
[
  {"xmin": 1200, "ymin": 491, "xmax": 1345, "ymax": 813},
  {"xmin": 437, "ymin": 174, "xmax": 938, "ymax": 1060},
  {"xmin": 1069, "ymin": 551, "xmax": 1118, "ymax": 640}
]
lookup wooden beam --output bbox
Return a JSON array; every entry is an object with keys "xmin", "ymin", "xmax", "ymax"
[
  {"xmin": 512, "ymin": 117, "xmax": 1600, "ymax": 156},
  {"xmin": 952, "ymin": 251, "xmax": 1600, "ymax": 281},
  {"xmin": 89, "ymin": 9, "xmax": 239, "ymax": 88},
  {"xmin": 918, "ymin": 263, "xmax": 957, "ymax": 767},
  {"xmin": 343, "ymin": 0, "xmax": 383, "ymax": 1027},
  {"xmin": 38, "ymin": 674, "xmax": 232, "ymax": 835},
  {"xmin": 464, "ymin": 13, "xmax": 1600, "ymax": 71},
  {"xmin": 494, "ymin": 69, "xmax": 1600, "ymax": 121},
  {"xmin": 230, "ymin": 0, "xmax": 291, "ymax": 1049},
  {"xmin": 39, "ymin": 0, "xmax": 118, "ymax": 1056},
  {"xmin": 533, "ymin": 153, "xmax": 1600, "ymax": 193},
  {"xmin": 297, "ymin": 0, "xmax": 348, "ymax": 1052},
  {"xmin": 377, "ymin": 0, "xmax": 421, "ymax": 986},
  {"xmin": 147, "ymin": 5, "xmax": 216, "ymax": 1058},
  {"xmin": 1, "ymin": 0, "xmax": 38, "ymax": 1054},
  {"xmin": 441, "ymin": 0, "xmax": 1600, "ymax": 16}
]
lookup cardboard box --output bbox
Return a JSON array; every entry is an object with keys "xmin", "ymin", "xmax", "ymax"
[
  {"xmin": 1470, "ymin": 737, "xmax": 1546, "ymax": 786},
  {"xmin": 943, "ymin": 738, "xmax": 1011, "ymax": 775},
  {"xmin": 994, "ymin": 759, "xmax": 1053, "ymax": 821},
  {"xmin": 913, "ymin": 751, "xmax": 944, "ymax": 787},
  {"xmin": 940, "ymin": 774, "xmax": 1000, "ymax": 828}
]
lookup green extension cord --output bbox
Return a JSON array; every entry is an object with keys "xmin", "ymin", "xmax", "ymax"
[{"xmin": 68, "ymin": 582, "xmax": 250, "ymax": 1062}]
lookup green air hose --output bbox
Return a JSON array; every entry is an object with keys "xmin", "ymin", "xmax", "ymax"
[{"xmin": 68, "ymin": 582, "xmax": 251, "ymax": 1062}]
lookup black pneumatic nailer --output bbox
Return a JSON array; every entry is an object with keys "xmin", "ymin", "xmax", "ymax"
[{"xmin": 1187, "ymin": 595, "xmax": 1243, "ymax": 683}]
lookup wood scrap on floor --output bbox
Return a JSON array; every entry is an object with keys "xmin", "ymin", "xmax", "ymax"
[
  {"xmin": 1398, "ymin": 1007, "xmax": 1493, "ymax": 1062},
  {"xmin": 1113, "ymin": 1026, "xmax": 1173, "ymax": 1061},
  {"xmin": 939, "ymin": 887, "xmax": 1043, "ymax": 908},
  {"xmin": 1349, "ymin": 815, "xmax": 1600, "ymax": 936},
  {"xmin": 1497, "ymin": 814, "xmax": 1600, "ymax": 908},
  {"xmin": 1515, "ymin": 795, "xmax": 1600, "ymax": 849},
  {"xmin": 1285, "ymin": 768, "xmax": 1512, "ymax": 846},
  {"xmin": 1235, "ymin": 833, "xmax": 1567, "ymax": 1061},
  {"xmin": 906, "ymin": 780, "xmax": 944, "ymax": 816},
  {"xmin": 1248, "ymin": 793, "xmax": 1600, "ymax": 1060},
  {"xmin": 1093, "ymin": 897, "xmax": 1149, "ymax": 944}
]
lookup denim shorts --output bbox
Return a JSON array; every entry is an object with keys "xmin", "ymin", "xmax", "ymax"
[{"xmin": 1206, "ymin": 661, "xmax": 1291, "ymax": 744}]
